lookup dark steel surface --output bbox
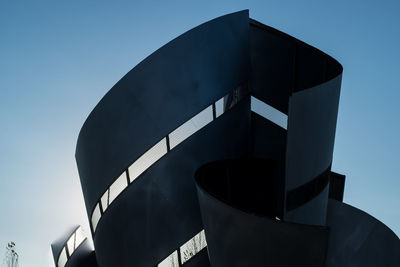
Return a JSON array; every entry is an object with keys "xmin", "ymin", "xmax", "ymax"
[
  {"xmin": 183, "ymin": 249, "xmax": 210, "ymax": 267},
  {"xmin": 66, "ymin": 240, "xmax": 98, "ymax": 267},
  {"xmin": 249, "ymin": 21, "xmax": 294, "ymax": 114},
  {"xmin": 195, "ymin": 160, "xmax": 330, "ymax": 267},
  {"xmin": 248, "ymin": 18, "xmax": 343, "ymax": 226},
  {"xmin": 75, "ymin": 10, "xmax": 251, "ymax": 217},
  {"xmin": 326, "ymin": 200, "xmax": 400, "ymax": 267},
  {"xmin": 328, "ymin": 172, "xmax": 345, "ymax": 202},
  {"xmin": 286, "ymin": 167, "xmax": 330, "ymax": 211},
  {"xmin": 93, "ymin": 101, "xmax": 250, "ymax": 267},
  {"xmin": 62, "ymin": 9, "xmax": 400, "ymax": 267},
  {"xmin": 250, "ymin": 113, "xmax": 287, "ymax": 217},
  {"xmin": 285, "ymin": 74, "xmax": 342, "ymax": 225}
]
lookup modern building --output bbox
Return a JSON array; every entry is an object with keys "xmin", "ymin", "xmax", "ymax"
[{"xmin": 51, "ymin": 10, "xmax": 400, "ymax": 267}]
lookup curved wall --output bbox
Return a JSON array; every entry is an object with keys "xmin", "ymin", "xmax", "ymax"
[
  {"xmin": 76, "ymin": 10, "xmax": 250, "ymax": 220},
  {"xmin": 248, "ymin": 20, "xmax": 342, "ymax": 225},
  {"xmin": 94, "ymin": 100, "xmax": 250, "ymax": 266},
  {"xmin": 195, "ymin": 162, "xmax": 330, "ymax": 267},
  {"xmin": 326, "ymin": 200, "xmax": 400, "ymax": 267},
  {"xmin": 73, "ymin": 9, "xmax": 345, "ymax": 267}
]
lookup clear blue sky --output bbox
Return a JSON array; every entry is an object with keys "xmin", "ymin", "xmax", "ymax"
[{"xmin": 0, "ymin": 1, "xmax": 399, "ymax": 266}]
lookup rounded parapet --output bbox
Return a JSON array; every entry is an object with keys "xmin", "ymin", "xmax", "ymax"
[
  {"xmin": 326, "ymin": 200, "xmax": 400, "ymax": 267},
  {"xmin": 195, "ymin": 159, "xmax": 330, "ymax": 266}
]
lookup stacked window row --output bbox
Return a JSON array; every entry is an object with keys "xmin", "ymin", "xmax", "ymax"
[
  {"xmin": 90, "ymin": 95, "xmax": 228, "ymax": 233},
  {"xmin": 57, "ymin": 226, "xmax": 86, "ymax": 267},
  {"xmin": 90, "ymin": 94, "xmax": 287, "ymax": 234},
  {"xmin": 158, "ymin": 230, "xmax": 207, "ymax": 267}
]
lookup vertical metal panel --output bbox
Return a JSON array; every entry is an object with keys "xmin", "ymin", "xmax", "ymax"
[
  {"xmin": 328, "ymin": 172, "xmax": 345, "ymax": 202},
  {"xmin": 249, "ymin": 21, "xmax": 295, "ymax": 114},
  {"xmin": 250, "ymin": 113, "xmax": 287, "ymax": 217},
  {"xmin": 294, "ymin": 45, "xmax": 327, "ymax": 92},
  {"xmin": 285, "ymin": 74, "xmax": 342, "ymax": 225}
]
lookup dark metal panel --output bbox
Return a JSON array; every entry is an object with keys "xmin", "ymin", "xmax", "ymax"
[
  {"xmin": 249, "ymin": 22, "xmax": 295, "ymax": 114},
  {"xmin": 286, "ymin": 75, "xmax": 342, "ymax": 190},
  {"xmin": 195, "ymin": 165, "xmax": 330, "ymax": 267},
  {"xmin": 286, "ymin": 167, "xmax": 330, "ymax": 211},
  {"xmin": 284, "ymin": 74, "xmax": 342, "ymax": 225},
  {"xmin": 326, "ymin": 200, "xmax": 400, "ymax": 267},
  {"xmin": 75, "ymin": 10, "xmax": 251, "ymax": 217},
  {"xmin": 93, "ymin": 100, "xmax": 251, "ymax": 267},
  {"xmin": 183, "ymin": 249, "xmax": 210, "ymax": 267},
  {"xmin": 285, "ymin": 185, "xmax": 330, "ymax": 226},
  {"xmin": 66, "ymin": 241, "xmax": 97, "ymax": 267},
  {"xmin": 250, "ymin": 113, "xmax": 287, "ymax": 217},
  {"xmin": 328, "ymin": 172, "xmax": 345, "ymax": 202},
  {"xmin": 294, "ymin": 45, "xmax": 327, "ymax": 92}
]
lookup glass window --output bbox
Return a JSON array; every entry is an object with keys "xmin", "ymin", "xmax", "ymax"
[
  {"xmin": 66, "ymin": 232, "xmax": 76, "ymax": 256},
  {"xmin": 251, "ymin": 96, "xmax": 288, "ymax": 129},
  {"xmin": 158, "ymin": 250, "xmax": 179, "ymax": 267},
  {"xmin": 215, "ymin": 97, "xmax": 224, "ymax": 118},
  {"xmin": 109, "ymin": 172, "xmax": 128, "ymax": 204},
  {"xmin": 128, "ymin": 138, "xmax": 168, "ymax": 183},
  {"xmin": 57, "ymin": 247, "xmax": 67, "ymax": 267},
  {"xmin": 101, "ymin": 190, "xmax": 109, "ymax": 212},
  {"xmin": 180, "ymin": 230, "xmax": 207, "ymax": 264},
  {"xmin": 169, "ymin": 106, "xmax": 213, "ymax": 149},
  {"xmin": 74, "ymin": 226, "xmax": 86, "ymax": 249},
  {"xmin": 91, "ymin": 203, "xmax": 101, "ymax": 232}
]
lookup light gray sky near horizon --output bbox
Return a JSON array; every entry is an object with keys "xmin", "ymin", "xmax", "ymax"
[{"xmin": 0, "ymin": 1, "xmax": 399, "ymax": 266}]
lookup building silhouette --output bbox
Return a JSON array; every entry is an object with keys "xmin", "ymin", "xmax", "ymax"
[{"xmin": 51, "ymin": 10, "xmax": 400, "ymax": 267}]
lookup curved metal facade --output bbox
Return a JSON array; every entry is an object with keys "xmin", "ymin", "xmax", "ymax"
[{"xmin": 51, "ymin": 9, "xmax": 399, "ymax": 267}]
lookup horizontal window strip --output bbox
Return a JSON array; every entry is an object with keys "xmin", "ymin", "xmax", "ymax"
[
  {"xmin": 57, "ymin": 226, "xmax": 86, "ymax": 267},
  {"xmin": 158, "ymin": 250, "xmax": 179, "ymax": 267},
  {"xmin": 58, "ymin": 247, "xmax": 67, "ymax": 267},
  {"xmin": 91, "ymin": 203, "xmax": 101, "ymax": 232},
  {"xmin": 90, "ymin": 88, "xmax": 248, "ymax": 234},
  {"xmin": 180, "ymin": 230, "xmax": 207, "ymax": 264},
  {"xmin": 169, "ymin": 105, "xmax": 213, "ymax": 149},
  {"xmin": 109, "ymin": 172, "xmax": 128, "ymax": 204},
  {"xmin": 128, "ymin": 138, "xmax": 168, "ymax": 183},
  {"xmin": 215, "ymin": 97, "xmax": 224, "ymax": 118},
  {"xmin": 251, "ymin": 96, "xmax": 288, "ymax": 130},
  {"xmin": 158, "ymin": 230, "xmax": 207, "ymax": 266},
  {"xmin": 100, "ymin": 190, "xmax": 109, "ymax": 213}
]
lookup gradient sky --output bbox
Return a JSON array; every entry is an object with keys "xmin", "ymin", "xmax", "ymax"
[{"xmin": 0, "ymin": 1, "xmax": 399, "ymax": 266}]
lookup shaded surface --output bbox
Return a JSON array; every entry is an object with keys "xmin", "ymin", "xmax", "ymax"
[
  {"xmin": 285, "ymin": 75, "xmax": 342, "ymax": 225},
  {"xmin": 326, "ymin": 200, "xmax": 400, "ymax": 267},
  {"xmin": 93, "ymin": 101, "xmax": 250, "ymax": 267},
  {"xmin": 66, "ymin": 241, "xmax": 97, "ymax": 267},
  {"xmin": 195, "ymin": 162, "xmax": 329, "ymax": 267},
  {"xmin": 75, "ymin": 10, "xmax": 251, "ymax": 218},
  {"xmin": 328, "ymin": 172, "xmax": 345, "ymax": 202}
]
